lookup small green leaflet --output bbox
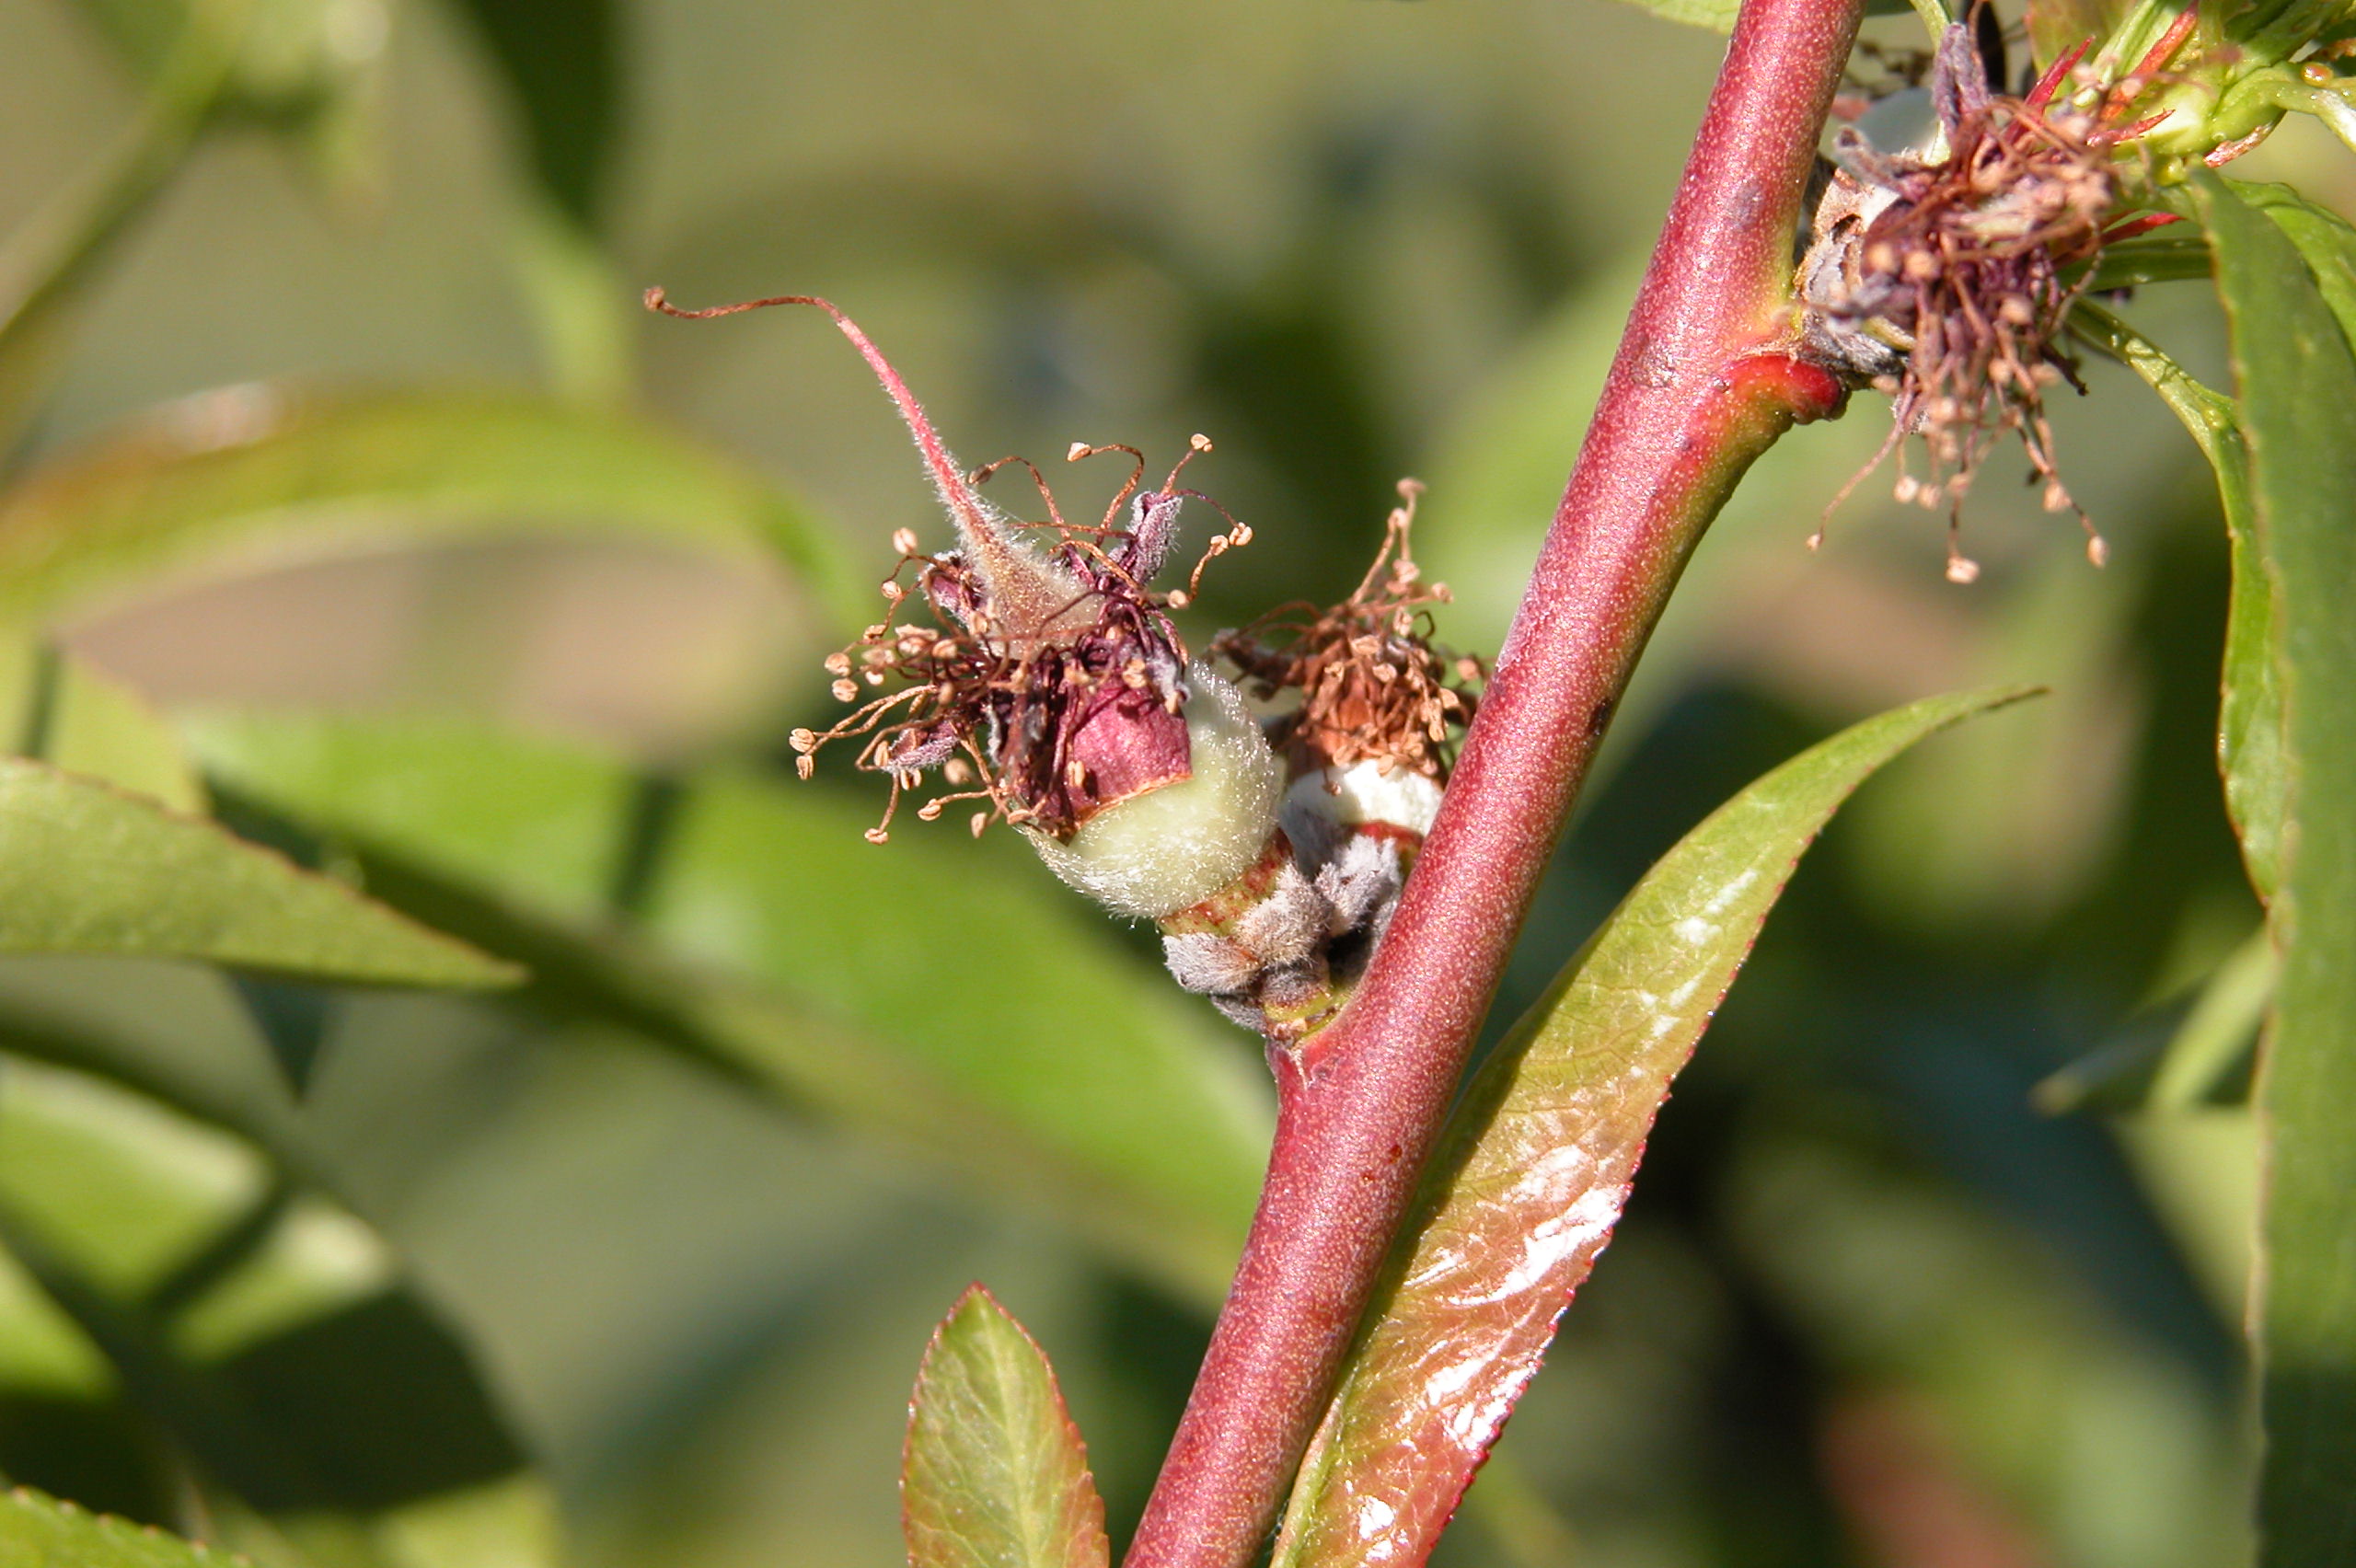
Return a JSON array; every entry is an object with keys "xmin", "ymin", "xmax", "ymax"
[{"xmin": 903, "ymin": 1286, "xmax": 1108, "ymax": 1568}]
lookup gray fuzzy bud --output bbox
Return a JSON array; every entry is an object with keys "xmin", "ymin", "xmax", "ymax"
[
  {"xmin": 1314, "ymin": 834, "xmax": 1403, "ymax": 939},
  {"xmin": 1209, "ymin": 993, "xmax": 1267, "ymax": 1032},
  {"xmin": 1162, "ymin": 932, "xmax": 1262, "ymax": 997},
  {"xmin": 1232, "ymin": 861, "xmax": 1327, "ymax": 968}
]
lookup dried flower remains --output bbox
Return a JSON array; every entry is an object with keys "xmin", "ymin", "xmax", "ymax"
[
  {"xmin": 791, "ymin": 435, "xmax": 1251, "ymax": 845},
  {"xmin": 646, "ymin": 287, "xmax": 1496, "ymax": 1054},
  {"xmin": 1214, "ymin": 479, "xmax": 1484, "ymax": 785},
  {"xmin": 643, "ymin": 287, "xmax": 1260, "ymax": 849},
  {"xmin": 1800, "ymin": 21, "xmax": 2183, "ymax": 581}
]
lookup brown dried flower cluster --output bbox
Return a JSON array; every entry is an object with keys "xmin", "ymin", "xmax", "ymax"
[
  {"xmin": 1213, "ymin": 480, "xmax": 1484, "ymax": 783},
  {"xmin": 1803, "ymin": 24, "xmax": 2157, "ymax": 581},
  {"xmin": 791, "ymin": 442, "xmax": 1244, "ymax": 843}
]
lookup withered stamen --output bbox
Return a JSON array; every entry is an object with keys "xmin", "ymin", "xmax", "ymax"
[{"xmin": 1215, "ymin": 478, "xmax": 1484, "ymax": 784}]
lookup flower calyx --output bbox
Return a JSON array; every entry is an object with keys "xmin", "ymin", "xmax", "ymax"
[{"xmin": 2027, "ymin": 0, "xmax": 2356, "ymax": 175}]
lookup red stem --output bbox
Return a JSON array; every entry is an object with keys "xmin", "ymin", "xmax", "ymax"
[{"xmin": 1121, "ymin": 1, "xmax": 1861, "ymax": 1563}]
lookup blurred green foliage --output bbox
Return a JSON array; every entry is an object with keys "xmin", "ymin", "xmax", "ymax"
[{"xmin": 1, "ymin": 0, "xmax": 2346, "ymax": 1562}]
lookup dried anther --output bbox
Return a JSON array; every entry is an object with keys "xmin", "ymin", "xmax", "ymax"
[
  {"xmin": 1800, "ymin": 24, "xmax": 2143, "ymax": 580},
  {"xmin": 1213, "ymin": 479, "xmax": 1484, "ymax": 786}
]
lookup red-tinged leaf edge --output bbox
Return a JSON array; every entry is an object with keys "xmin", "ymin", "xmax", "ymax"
[
  {"xmin": 1271, "ymin": 685, "xmax": 2040, "ymax": 1568},
  {"xmin": 904, "ymin": 1285, "xmax": 1110, "ymax": 1568},
  {"xmin": 0, "ymin": 1483, "xmax": 254, "ymax": 1568}
]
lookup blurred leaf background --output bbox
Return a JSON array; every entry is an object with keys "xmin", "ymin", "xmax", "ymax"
[{"xmin": 3, "ymin": 0, "xmax": 2350, "ymax": 1562}]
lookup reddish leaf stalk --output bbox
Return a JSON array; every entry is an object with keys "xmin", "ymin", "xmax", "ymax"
[{"xmin": 1121, "ymin": 0, "xmax": 1863, "ymax": 1563}]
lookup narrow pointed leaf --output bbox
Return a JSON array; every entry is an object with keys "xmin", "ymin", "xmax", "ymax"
[
  {"xmin": 2229, "ymin": 181, "xmax": 2356, "ymax": 341},
  {"xmin": 0, "ymin": 1485, "xmax": 226, "ymax": 1568},
  {"xmin": 0, "ymin": 756, "xmax": 515, "ymax": 986},
  {"xmin": 2220, "ymin": 182, "xmax": 2356, "ymax": 908},
  {"xmin": 2147, "ymin": 925, "xmax": 2274, "ymax": 1110},
  {"xmin": 903, "ymin": 1286, "xmax": 1108, "ymax": 1568},
  {"xmin": 1273, "ymin": 685, "xmax": 2037, "ymax": 1568},
  {"xmin": 2194, "ymin": 171, "xmax": 2356, "ymax": 1568},
  {"xmin": 445, "ymin": 0, "xmax": 617, "ymax": 229},
  {"xmin": 0, "ymin": 388, "xmax": 865, "ymax": 630},
  {"xmin": 2071, "ymin": 301, "xmax": 2281, "ymax": 899}
]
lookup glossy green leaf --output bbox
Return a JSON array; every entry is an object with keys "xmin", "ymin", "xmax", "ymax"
[
  {"xmin": 2195, "ymin": 170, "xmax": 2356, "ymax": 1568},
  {"xmin": 0, "ymin": 756, "xmax": 514, "ymax": 987},
  {"xmin": 902, "ymin": 1286, "xmax": 1107, "ymax": 1568},
  {"xmin": 182, "ymin": 711, "xmax": 1270, "ymax": 1303},
  {"xmin": 2213, "ymin": 181, "xmax": 2356, "ymax": 910},
  {"xmin": 2230, "ymin": 181, "xmax": 2356, "ymax": 341},
  {"xmin": 0, "ymin": 1485, "xmax": 224, "ymax": 1568},
  {"xmin": 0, "ymin": 388, "xmax": 865, "ymax": 632},
  {"xmin": 2072, "ymin": 300, "xmax": 2282, "ymax": 899},
  {"xmin": 1273, "ymin": 686, "xmax": 2037, "ymax": 1568}
]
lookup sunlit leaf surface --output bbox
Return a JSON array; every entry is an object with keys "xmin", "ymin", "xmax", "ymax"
[
  {"xmin": 0, "ymin": 389, "xmax": 863, "ymax": 630},
  {"xmin": 0, "ymin": 757, "xmax": 514, "ymax": 986},
  {"xmin": 2071, "ymin": 299, "xmax": 2280, "ymax": 901},
  {"xmin": 1273, "ymin": 686, "xmax": 2036, "ymax": 1568},
  {"xmin": 0, "ymin": 1485, "xmax": 223, "ymax": 1568},
  {"xmin": 2195, "ymin": 172, "xmax": 2356, "ymax": 1568},
  {"xmin": 903, "ymin": 1286, "xmax": 1107, "ymax": 1568}
]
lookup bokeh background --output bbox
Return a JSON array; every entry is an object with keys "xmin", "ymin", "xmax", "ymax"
[{"xmin": 3, "ymin": 0, "xmax": 2347, "ymax": 1563}]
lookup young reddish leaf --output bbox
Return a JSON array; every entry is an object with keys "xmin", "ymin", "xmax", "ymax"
[
  {"xmin": 904, "ymin": 1286, "xmax": 1109, "ymax": 1568},
  {"xmin": 1272, "ymin": 685, "xmax": 2038, "ymax": 1568}
]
